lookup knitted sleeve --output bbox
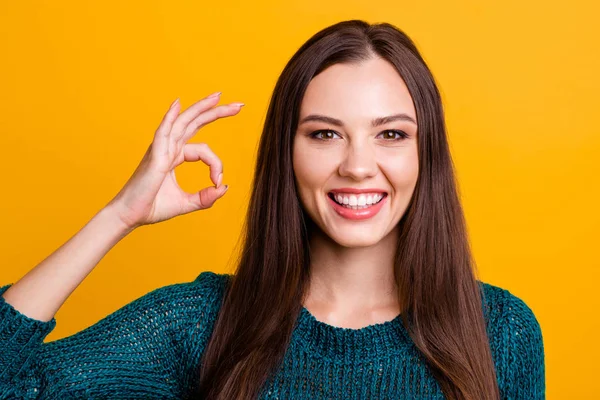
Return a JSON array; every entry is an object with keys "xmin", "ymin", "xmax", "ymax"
[
  {"xmin": 506, "ymin": 291, "xmax": 545, "ymax": 399},
  {"xmin": 0, "ymin": 271, "xmax": 225, "ymax": 399}
]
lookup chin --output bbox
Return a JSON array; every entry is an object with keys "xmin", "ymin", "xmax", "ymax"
[{"xmin": 326, "ymin": 229, "xmax": 386, "ymax": 248}]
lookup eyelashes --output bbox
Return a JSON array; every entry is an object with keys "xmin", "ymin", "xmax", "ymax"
[
  {"xmin": 377, "ymin": 130, "xmax": 410, "ymax": 140},
  {"xmin": 309, "ymin": 129, "xmax": 409, "ymax": 141}
]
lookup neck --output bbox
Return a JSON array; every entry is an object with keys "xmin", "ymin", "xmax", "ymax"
[{"xmin": 305, "ymin": 226, "xmax": 400, "ymax": 312}]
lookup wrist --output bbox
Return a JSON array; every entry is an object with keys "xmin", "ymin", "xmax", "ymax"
[{"xmin": 99, "ymin": 202, "xmax": 139, "ymax": 237}]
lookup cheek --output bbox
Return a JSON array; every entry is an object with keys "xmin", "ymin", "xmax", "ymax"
[
  {"xmin": 377, "ymin": 147, "xmax": 419, "ymax": 190},
  {"xmin": 292, "ymin": 142, "xmax": 339, "ymax": 195}
]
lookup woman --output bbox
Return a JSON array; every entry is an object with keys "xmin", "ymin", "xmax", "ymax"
[{"xmin": 0, "ymin": 20, "xmax": 544, "ymax": 399}]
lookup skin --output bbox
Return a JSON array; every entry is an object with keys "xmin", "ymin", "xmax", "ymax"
[
  {"xmin": 2, "ymin": 92, "xmax": 245, "ymax": 322},
  {"xmin": 293, "ymin": 56, "xmax": 420, "ymax": 329},
  {"xmin": 1, "ymin": 56, "xmax": 416, "ymax": 331}
]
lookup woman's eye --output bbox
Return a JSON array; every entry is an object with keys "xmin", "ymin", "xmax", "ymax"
[
  {"xmin": 309, "ymin": 129, "xmax": 408, "ymax": 141},
  {"xmin": 310, "ymin": 130, "xmax": 340, "ymax": 140},
  {"xmin": 378, "ymin": 130, "xmax": 409, "ymax": 140}
]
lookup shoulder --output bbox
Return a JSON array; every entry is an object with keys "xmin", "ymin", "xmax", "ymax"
[
  {"xmin": 145, "ymin": 270, "xmax": 230, "ymax": 297},
  {"xmin": 121, "ymin": 270, "xmax": 231, "ymax": 330},
  {"xmin": 191, "ymin": 270, "xmax": 232, "ymax": 292},
  {"xmin": 142, "ymin": 270, "xmax": 231, "ymax": 310},
  {"xmin": 136, "ymin": 271, "xmax": 232, "ymax": 352},
  {"xmin": 477, "ymin": 280, "xmax": 543, "ymax": 341},
  {"xmin": 477, "ymin": 280, "xmax": 546, "ymax": 397}
]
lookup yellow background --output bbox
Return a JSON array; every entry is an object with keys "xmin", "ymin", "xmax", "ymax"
[{"xmin": 1, "ymin": 1, "xmax": 598, "ymax": 398}]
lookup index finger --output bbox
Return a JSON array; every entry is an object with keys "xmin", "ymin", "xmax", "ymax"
[
  {"xmin": 171, "ymin": 93, "xmax": 223, "ymax": 136},
  {"xmin": 180, "ymin": 102, "xmax": 245, "ymax": 143}
]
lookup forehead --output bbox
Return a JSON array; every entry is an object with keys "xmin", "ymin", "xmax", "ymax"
[{"xmin": 299, "ymin": 57, "xmax": 416, "ymax": 122}]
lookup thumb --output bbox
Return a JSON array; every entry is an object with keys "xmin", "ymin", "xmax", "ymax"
[{"xmin": 184, "ymin": 184, "xmax": 229, "ymax": 213}]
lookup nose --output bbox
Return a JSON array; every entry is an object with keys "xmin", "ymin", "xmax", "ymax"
[{"xmin": 338, "ymin": 139, "xmax": 378, "ymax": 181}]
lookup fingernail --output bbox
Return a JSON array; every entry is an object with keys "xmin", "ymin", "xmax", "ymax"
[
  {"xmin": 216, "ymin": 173, "xmax": 223, "ymax": 188},
  {"xmin": 230, "ymin": 102, "xmax": 245, "ymax": 107},
  {"xmin": 223, "ymin": 184, "xmax": 229, "ymax": 192},
  {"xmin": 170, "ymin": 98, "xmax": 179, "ymax": 108},
  {"xmin": 208, "ymin": 91, "xmax": 222, "ymax": 99}
]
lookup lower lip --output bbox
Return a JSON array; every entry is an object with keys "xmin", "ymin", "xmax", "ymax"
[{"xmin": 327, "ymin": 194, "xmax": 387, "ymax": 220}]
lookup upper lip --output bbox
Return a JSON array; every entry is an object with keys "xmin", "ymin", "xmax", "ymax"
[{"xmin": 329, "ymin": 188, "xmax": 387, "ymax": 194}]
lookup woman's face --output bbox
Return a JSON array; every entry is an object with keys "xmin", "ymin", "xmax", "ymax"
[{"xmin": 293, "ymin": 57, "xmax": 419, "ymax": 247}]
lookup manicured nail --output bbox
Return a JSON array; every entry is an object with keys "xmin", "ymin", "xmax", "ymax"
[
  {"xmin": 230, "ymin": 102, "xmax": 245, "ymax": 107},
  {"xmin": 208, "ymin": 91, "xmax": 222, "ymax": 99},
  {"xmin": 216, "ymin": 173, "xmax": 223, "ymax": 188}
]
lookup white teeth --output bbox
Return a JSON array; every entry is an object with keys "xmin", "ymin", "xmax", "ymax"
[{"xmin": 330, "ymin": 192, "xmax": 385, "ymax": 208}]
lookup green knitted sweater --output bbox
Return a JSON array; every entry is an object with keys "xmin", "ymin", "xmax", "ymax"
[{"xmin": 0, "ymin": 271, "xmax": 545, "ymax": 399}]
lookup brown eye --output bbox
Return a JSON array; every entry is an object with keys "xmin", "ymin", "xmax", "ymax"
[
  {"xmin": 377, "ymin": 130, "xmax": 409, "ymax": 140},
  {"xmin": 310, "ymin": 130, "xmax": 340, "ymax": 140}
]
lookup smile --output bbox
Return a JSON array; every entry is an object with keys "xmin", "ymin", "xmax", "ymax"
[
  {"xmin": 326, "ymin": 190, "xmax": 388, "ymax": 220},
  {"xmin": 328, "ymin": 192, "xmax": 385, "ymax": 209}
]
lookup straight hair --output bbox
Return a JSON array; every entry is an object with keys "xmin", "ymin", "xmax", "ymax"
[{"xmin": 193, "ymin": 20, "xmax": 501, "ymax": 400}]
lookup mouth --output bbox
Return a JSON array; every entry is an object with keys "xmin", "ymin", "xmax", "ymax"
[
  {"xmin": 327, "ymin": 191, "xmax": 388, "ymax": 210},
  {"xmin": 325, "ymin": 189, "xmax": 389, "ymax": 221}
]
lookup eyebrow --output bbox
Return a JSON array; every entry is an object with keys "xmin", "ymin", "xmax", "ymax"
[{"xmin": 298, "ymin": 113, "xmax": 417, "ymax": 127}]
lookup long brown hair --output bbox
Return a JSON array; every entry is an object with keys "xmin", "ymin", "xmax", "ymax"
[{"xmin": 194, "ymin": 20, "xmax": 500, "ymax": 400}]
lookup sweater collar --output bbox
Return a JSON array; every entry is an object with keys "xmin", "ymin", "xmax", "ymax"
[{"xmin": 291, "ymin": 306, "xmax": 413, "ymax": 362}]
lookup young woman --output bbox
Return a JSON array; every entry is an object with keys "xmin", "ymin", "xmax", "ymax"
[{"xmin": 0, "ymin": 20, "xmax": 545, "ymax": 399}]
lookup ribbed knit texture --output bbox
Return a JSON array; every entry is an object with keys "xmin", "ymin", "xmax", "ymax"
[{"xmin": 0, "ymin": 271, "xmax": 545, "ymax": 399}]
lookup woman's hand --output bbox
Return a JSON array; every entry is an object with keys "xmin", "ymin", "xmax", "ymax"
[{"xmin": 106, "ymin": 92, "xmax": 243, "ymax": 230}]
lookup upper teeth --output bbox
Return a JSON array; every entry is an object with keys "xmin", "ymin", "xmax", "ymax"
[{"xmin": 333, "ymin": 193, "xmax": 384, "ymax": 206}]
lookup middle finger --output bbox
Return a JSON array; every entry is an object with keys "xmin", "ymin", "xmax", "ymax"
[
  {"xmin": 179, "ymin": 103, "xmax": 244, "ymax": 143},
  {"xmin": 170, "ymin": 93, "xmax": 223, "ymax": 140}
]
